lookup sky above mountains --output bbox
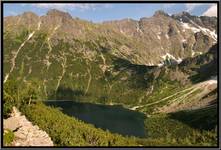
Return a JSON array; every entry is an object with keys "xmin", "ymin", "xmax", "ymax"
[{"xmin": 3, "ymin": 3, "xmax": 217, "ymax": 22}]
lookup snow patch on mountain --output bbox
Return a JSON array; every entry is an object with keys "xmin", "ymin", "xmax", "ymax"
[
  {"xmin": 180, "ymin": 20, "xmax": 217, "ymax": 41},
  {"xmin": 148, "ymin": 62, "xmax": 155, "ymax": 66},
  {"xmin": 182, "ymin": 39, "xmax": 187, "ymax": 43},
  {"xmin": 157, "ymin": 62, "xmax": 164, "ymax": 67},
  {"xmin": 192, "ymin": 50, "xmax": 203, "ymax": 57},
  {"xmin": 181, "ymin": 22, "xmax": 200, "ymax": 33},
  {"xmin": 161, "ymin": 53, "xmax": 183, "ymax": 64},
  {"xmin": 161, "ymin": 53, "xmax": 176, "ymax": 60},
  {"xmin": 190, "ymin": 19, "xmax": 217, "ymax": 41},
  {"xmin": 176, "ymin": 57, "xmax": 182, "ymax": 63},
  {"xmin": 192, "ymin": 50, "xmax": 195, "ymax": 57},
  {"xmin": 145, "ymin": 53, "xmax": 183, "ymax": 67},
  {"xmin": 198, "ymin": 27, "xmax": 217, "ymax": 41}
]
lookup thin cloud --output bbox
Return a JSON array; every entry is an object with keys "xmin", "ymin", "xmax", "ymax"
[
  {"xmin": 8, "ymin": 10, "xmax": 17, "ymax": 16},
  {"xmin": 163, "ymin": 4, "xmax": 176, "ymax": 9},
  {"xmin": 185, "ymin": 4, "xmax": 205, "ymax": 12},
  {"xmin": 29, "ymin": 3, "xmax": 111, "ymax": 11},
  {"xmin": 202, "ymin": 4, "xmax": 217, "ymax": 17}
]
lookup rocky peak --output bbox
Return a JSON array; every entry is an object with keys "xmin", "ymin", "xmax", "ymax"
[
  {"xmin": 46, "ymin": 9, "xmax": 72, "ymax": 20},
  {"xmin": 3, "ymin": 9, "xmax": 217, "ymax": 67},
  {"xmin": 21, "ymin": 11, "xmax": 38, "ymax": 19},
  {"xmin": 172, "ymin": 11, "xmax": 193, "ymax": 23},
  {"xmin": 43, "ymin": 9, "xmax": 74, "ymax": 29},
  {"xmin": 153, "ymin": 10, "xmax": 169, "ymax": 17},
  {"xmin": 173, "ymin": 11, "xmax": 191, "ymax": 18},
  {"xmin": 172, "ymin": 11, "xmax": 217, "ymax": 31}
]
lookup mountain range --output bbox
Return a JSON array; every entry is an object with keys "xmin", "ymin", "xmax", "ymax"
[
  {"xmin": 4, "ymin": 9, "xmax": 217, "ymax": 108},
  {"xmin": 3, "ymin": 8, "xmax": 218, "ymax": 146}
]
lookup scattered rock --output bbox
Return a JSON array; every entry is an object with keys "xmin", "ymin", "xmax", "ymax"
[{"xmin": 4, "ymin": 107, "xmax": 53, "ymax": 146}]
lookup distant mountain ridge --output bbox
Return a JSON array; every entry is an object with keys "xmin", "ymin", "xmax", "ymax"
[{"xmin": 4, "ymin": 9, "xmax": 217, "ymax": 66}]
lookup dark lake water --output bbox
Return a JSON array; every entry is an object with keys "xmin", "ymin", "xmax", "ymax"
[{"xmin": 45, "ymin": 100, "xmax": 146, "ymax": 138}]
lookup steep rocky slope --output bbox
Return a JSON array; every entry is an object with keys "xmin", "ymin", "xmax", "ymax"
[
  {"xmin": 3, "ymin": 9, "xmax": 217, "ymax": 109},
  {"xmin": 3, "ymin": 9, "xmax": 218, "ymax": 146},
  {"xmin": 4, "ymin": 9, "xmax": 217, "ymax": 66}
]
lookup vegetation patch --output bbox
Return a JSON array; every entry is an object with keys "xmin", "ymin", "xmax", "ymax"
[{"xmin": 3, "ymin": 129, "xmax": 14, "ymax": 146}]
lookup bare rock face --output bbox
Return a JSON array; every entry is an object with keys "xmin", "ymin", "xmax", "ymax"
[
  {"xmin": 172, "ymin": 11, "xmax": 217, "ymax": 31},
  {"xmin": 102, "ymin": 10, "xmax": 217, "ymax": 65},
  {"xmin": 4, "ymin": 9, "xmax": 217, "ymax": 66},
  {"xmin": 153, "ymin": 10, "xmax": 170, "ymax": 17},
  {"xmin": 47, "ymin": 9, "xmax": 72, "ymax": 20},
  {"xmin": 4, "ymin": 107, "xmax": 53, "ymax": 146},
  {"xmin": 156, "ymin": 76, "xmax": 217, "ymax": 113},
  {"xmin": 4, "ymin": 117, "xmax": 21, "ymax": 131},
  {"xmin": 42, "ymin": 9, "xmax": 73, "ymax": 28}
]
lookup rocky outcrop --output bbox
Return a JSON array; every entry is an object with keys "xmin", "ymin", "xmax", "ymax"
[
  {"xmin": 172, "ymin": 11, "xmax": 217, "ymax": 32},
  {"xmin": 4, "ymin": 107, "xmax": 53, "ymax": 146}
]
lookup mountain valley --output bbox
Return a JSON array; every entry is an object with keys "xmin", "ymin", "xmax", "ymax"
[{"xmin": 3, "ymin": 9, "xmax": 218, "ymax": 146}]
